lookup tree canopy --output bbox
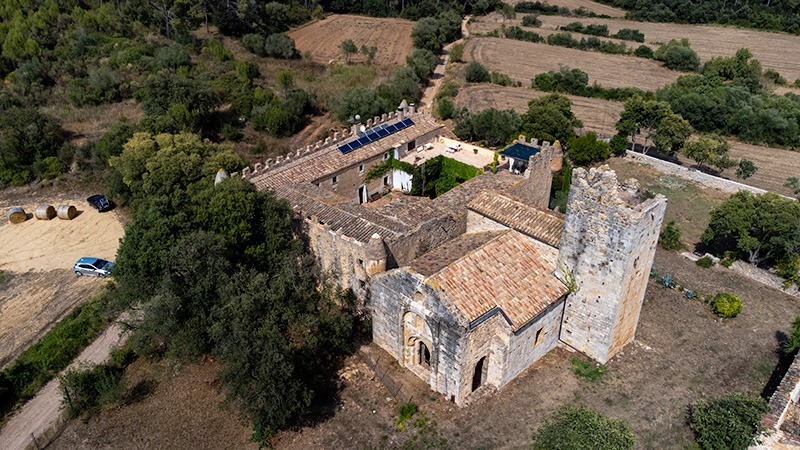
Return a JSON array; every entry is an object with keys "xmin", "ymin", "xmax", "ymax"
[
  {"xmin": 521, "ymin": 93, "xmax": 582, "ymax": 143},
  {"xmin": 702, "ymin": 191, "xmax": 800, "ymax": 265}
]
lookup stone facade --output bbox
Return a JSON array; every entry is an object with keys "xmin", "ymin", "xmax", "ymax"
[
  {"xmin": 753, "ymin": 352, "xmax": 800, "ymax": 448},
  {"xmin": 371, "ymin": 267, "xmax": 565, "ymax": 405},
  {"xmin": 558, "ymin": 166, "xmax": 667, "ymax": 364},
  {"xmin": 507, "ymin": 144, "xmax": 555, "ymax": 209}
]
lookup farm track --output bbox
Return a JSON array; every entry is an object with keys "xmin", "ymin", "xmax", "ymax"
[
  {"xmin": 471, "ymin": 13, "xmax": 800, "ymax": 82},
  {"xmin": 288, "ymin": 15, "xmax": 415, "ymax": 66},
  {"xmin": 454, "ymin": 84, "xmax": 623, "ymax": 137},
  {"xmin": 463, "ymin": 37, "xmax": 680, "ymax": 91}
]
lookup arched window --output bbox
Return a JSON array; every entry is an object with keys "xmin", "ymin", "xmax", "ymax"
[{"xmin": 418, "ymin": 341, "xmax": 431, "ymax": 368}]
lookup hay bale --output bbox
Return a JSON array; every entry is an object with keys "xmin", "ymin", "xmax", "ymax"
[
  {"xmin": 57, "ymin": 205, "xmax": 77, "ymax": 220},
  {"xmin": 8, "ymin": 208, "xmax": 26, "ymax": 224},
  {"xmin": 35, "ymin": 204, "xmax": 56, "ymax": 220}
]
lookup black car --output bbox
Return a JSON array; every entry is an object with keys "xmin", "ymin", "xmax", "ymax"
[{"xmin": 87, "ymin": 194, "xmax": 112, "ymax": 212}]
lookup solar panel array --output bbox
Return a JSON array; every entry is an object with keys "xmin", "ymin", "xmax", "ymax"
[{"xmin": 337, "ymin": 118, "xmax": 415, "ymax": 154}]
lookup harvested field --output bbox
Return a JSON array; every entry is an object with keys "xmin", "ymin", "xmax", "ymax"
[
  {"xmin": 289, "ymin": 15, "xmax": 415, "ymax": 66},
  {"xmin": 463, "ymin": 37, "xmax": 680, "ymax": 91},
  {"xmin": 454, "ymin": 84, "xmax": 623, "ymax": 136},
  {"xmin": 718, "ymin": 141, "xmax": 800, "ymax": 197},
  {"xmin": 504, "ymin": 0, "xmax": 626, "ymax": 16},
  {"xmin": 470, "ymin": 14, "xmax": 800, "ymax": 83}
]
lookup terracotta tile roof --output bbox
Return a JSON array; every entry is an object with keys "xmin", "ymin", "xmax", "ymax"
[
  {"xmin": 251, "ymin": 114, "xmax": 443, "ymax": 190},
  {"xmin": 467, "ymin": 190, "xmax": 565, "ymax": 248},
  {"xmin": 432, "ymin": 172, "xmax": 520, "ymax": 215},
  {"xmin": 426, "ymin": 230, "xmax": 568, "ymax": 331},
  {"xmin": 409, "ymin": 231, "xmax": 505, "ymax": 277},
  {"xmin": 375, "ymin": 196, "xmax": 449, "ymax": 228},
  {"xmin": 274, "ymin": 185, "xmax": 407, "ymax": 243}
]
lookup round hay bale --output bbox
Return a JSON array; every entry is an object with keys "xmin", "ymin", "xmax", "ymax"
[
  {"xmin": 35, "ymin": 204, "xmax": 56, "ymax": 220},
  {"xmin": 57, "ymin": 205, "xmax": 77, "ymax": 220},
  {"xmin": 8, "ymin": 208, "xmax": 26, "ymax": 224}
]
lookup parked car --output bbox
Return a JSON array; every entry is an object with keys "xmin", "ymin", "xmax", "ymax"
[
  {"xmin": 87, "ymin": 194, "xmax": 112, "ymax": 212},
  {"xmin": 73, "ymin": 258, "xmax": 114, "ymax": 278}
]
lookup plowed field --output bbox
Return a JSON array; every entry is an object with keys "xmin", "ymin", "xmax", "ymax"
[
  {"xmin": 503, "ymin": 0, "xmax": 626, "ymax": 16},
  {"xmin": 288, "ymin": 15, "xmax": 415, "ymax": 65},
  {"xmin": 454, "ymin": 84, "xmax": 623, "ymax": 137},
  {"xmin": 470, "ymin": 13, "xmax": 800, "ymax": 82},
  {"xmin": 463, "ymin": 37, "xmax": 680, "ymax": 91}
]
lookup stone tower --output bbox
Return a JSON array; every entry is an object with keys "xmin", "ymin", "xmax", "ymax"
[
  {"xmin": 366, "ymin": 233, "xmax": 387, "ymax": 276},
  {"xmin": 557, "ymin": 166, "xmax": 667, "ymax": 364}
]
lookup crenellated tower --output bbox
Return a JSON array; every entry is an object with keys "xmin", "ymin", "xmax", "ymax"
[{"xmin": 557, "ymin": 165, "xmax": 667, "ymax": 363}]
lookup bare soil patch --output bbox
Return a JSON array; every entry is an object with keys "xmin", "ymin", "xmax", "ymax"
[
  {"xmin": 454, "ymin": 83, "xmax": 623, "ymax": 136},
  {"xmin": 503, "ymin": 0, "xmax": 626, "ymax": 16},
  {"xmin": 289, "ymin": 15, "xmax": 415, "ymax": 66},
  {"xmin": 471, "ymin": 14, "xmax": 800, "ymax": 83},
  {"xmin": 41, "ymin": 100, "xmax": 144, "ymax": 147},
  {"xmin": 0, "ymin": 189, "xmax": 125, "ymax": 368},
  {"xmin": 463, "ymin": 37, "xmax": 680, "ymax": 91},
  {"xmin": 49, "ymin": 359, "xmax": 256, "ymax": 450}
]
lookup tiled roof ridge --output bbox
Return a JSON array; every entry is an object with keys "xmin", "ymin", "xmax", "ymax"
[
  {"xmin": 482, "ymin": 189, "xmax": 565, "ymax": 219},
  {"xmin": 424, "ymin": 230, "xmax": 511, "ymax": 280},
  {"xmin": 276, "ymin": 185, "xmax": 405, "ymax": 243}
]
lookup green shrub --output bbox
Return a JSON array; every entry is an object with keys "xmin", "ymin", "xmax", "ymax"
[
  {"xmin": 59, "ymin": 363, "xmax": 124, "ymax": 419},
  {"xmin": 610, "ymin": 134, "xmax": 627, "ymax": 156},
  {"xmin": 241, "ymin": 34, "xmax": 266, "ymax": 56},
  {"xmin": 571, "ymin": 358, "xmax": 605, "ymax": 382},
  {"xmin": 398, "ymin": 402, "xmax": 418, "ymax": 423},
  {"xmin": 437, "ymin": 97, "xmax": 454, "ymax": 120},
  {"xmin": 38, "ymin": 156, "xmax": 66, "ymax": 179},
  {"xmin": 613, "ymin": 28, "xmax": 645, "ymax": 42},
  {"xmin": 522, "ymin": 14, "xmax": 542, "ymax": 27},
  {"xmin": 203, "ymin": 38, "xmax": 234, "ymax": 61},
  {"xmin": 634, "ymin": 45, "xmax": 654, "ymax": 58},
  {"xmin": 490, "ymin": 71, "xmax": 513, "ymax": 86},
  {"xmin": 531, "ymin": 405, "xmax": 635, "ymax": 450},
  {"xmin": 465, "ymin": 61, "xmax": 490, "ymax": 83},
  {"xmin": 659, "ymin": 220, "xmax": 683, "ymax": 251},
  {"xmin": 778, "ymin": 254, "xmax": 800, "ymax": 287},
  {"xmin": 152, "ymin": 45, "xmax": 191, "ymax": 70},
  {"xmin": 712, "ymin": 293, "xmax": 742, "ymax": 318},
  {"xmin": 696, "ymin": 256, "xmax": 714, "ymax": 268},
  {"xmin": 264, "ymin": 33, "xmax": 297, "ymax": 59},
  {"xmin": 449, "ymin": 43, "xmax": 464, "ymax": 63},
  {"xmin": 690, "ymin": 392, "xmax": 769, "ymax": 450}
]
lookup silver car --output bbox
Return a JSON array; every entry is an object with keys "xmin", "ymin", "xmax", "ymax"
[{"xmin": 73, "ymin": 258, "xmax": 114, "ymax": 278}]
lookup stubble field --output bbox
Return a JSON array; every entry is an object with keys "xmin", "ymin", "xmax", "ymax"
[
  {"xmin": 454, "ymin": 83, "xmax": 623, "ymax": 137},
  {"xmin": 470, "ymin": 13, "xmax": 800, "ymax": 82},
  {"xmin": 462, "ymin": 37, "xmax": 680, "ymax": 91},
  {"xmin": 288, "ymin": 15, "xmax": 415, "ymax": 66}
]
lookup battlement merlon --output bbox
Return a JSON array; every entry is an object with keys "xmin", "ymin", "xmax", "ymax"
[{"xmin": 567, "ymin": 165, "xmax": 667, "ymax": 223}]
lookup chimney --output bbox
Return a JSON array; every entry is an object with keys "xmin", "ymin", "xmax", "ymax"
[{"xmin": 366, "ymin": 233, "xmax": 387, "ymax": 276}]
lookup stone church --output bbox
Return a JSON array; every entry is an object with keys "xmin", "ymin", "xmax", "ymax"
[{"xmin": 243, "ymin": 102, "xmax": 667, "ymax": 405}]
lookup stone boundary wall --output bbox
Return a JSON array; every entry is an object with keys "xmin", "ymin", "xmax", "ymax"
[
  {"xmin": 625, "ymin": 152, "xmax": 773, "ymax": 196},
  {"xmin": 729, "ymin": 260, "xmax": 800, "ymax": 299},
  {"xmin": 233, "ymin": 110, "xmax": 431, "ymax": 180},
  {"xmin": 755, "ymin": 353, "xmax": 800, "ymax": 448}
]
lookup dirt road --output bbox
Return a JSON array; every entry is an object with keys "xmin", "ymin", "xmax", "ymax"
[
  {"xmin": 0, "ymin": 315, "xmax": 129, "ymax": 450},
  {"xmin": 418, "ymin": 16, "xmax": 471, "ymax": 110}
]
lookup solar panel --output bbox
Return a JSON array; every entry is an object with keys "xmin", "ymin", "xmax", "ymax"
[{"xmin": 337, "ymin": 118, "xmax": 416, "ymax": 154}]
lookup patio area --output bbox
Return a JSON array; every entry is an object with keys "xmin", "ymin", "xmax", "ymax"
[{"xmin": 400, "ymin": 137, "xmax": 499, "ymax": 169}]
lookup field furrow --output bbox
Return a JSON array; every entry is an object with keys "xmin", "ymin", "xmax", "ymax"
[
  {"xmin": 289, "ymin": 15, "xmax": 415, "ymax": 66},
  {"xmin": 503, "ymin": 0, "xmax": 626, "ymax": 16}
]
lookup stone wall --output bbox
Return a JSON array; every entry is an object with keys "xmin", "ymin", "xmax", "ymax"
[
  {"xmin": 386, "ymin": 213, "xmax": 467, "ymax": 268},
  {"xmin": 370, "ymin": 269, "xmax": 469, "ymax": 401},
  {"xmin": 625, "ymin": 152, "xmax": 786, "ymax": 197},
  {"xmin": 298, "ymin": 216, "xmax": 370, "ymax": 309},
  {"xmin": 502, "ymin": 298, "xmax": 565, "ymax": 386},
  {"xmin": 754, "ymin": 353, "xmax": 800, "ymax": 448},
  {"xmin": 558, "ymin": 166, "xmax": 667, "ymax": 363},
  {"xmin": 729, "ymin": 260, "xmax": 800, "ymax": 299}
]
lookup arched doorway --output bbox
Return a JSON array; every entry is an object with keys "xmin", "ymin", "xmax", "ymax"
[
  {"xmin": 472, "ymin": 356, "xmax": 487, "ymax": 392},
  {"xmin": 418, "ymin": 341, "xmax": 431, "ymax": 368}
]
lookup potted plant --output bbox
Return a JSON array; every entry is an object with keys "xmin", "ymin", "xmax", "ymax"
[{"xmin": 473, "ymin": 148, "xmax": 478, "ymax": 154}]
